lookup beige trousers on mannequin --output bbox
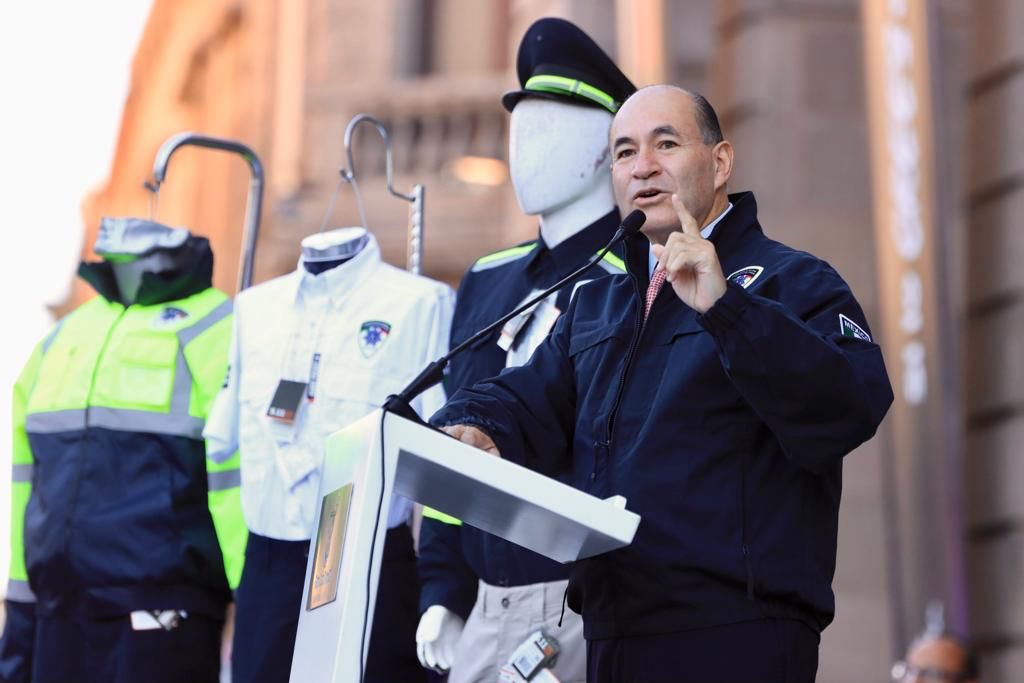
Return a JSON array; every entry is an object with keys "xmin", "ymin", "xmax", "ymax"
[{"xmin": 447, "ymin": 579, "xmax": 585, "ymax": 683}]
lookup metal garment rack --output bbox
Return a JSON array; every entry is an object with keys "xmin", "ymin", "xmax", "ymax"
[
  {"xmin": 146, "ymin": 132, "xmax": 265, "ymax": 291},
  {"xmin": 338, "ymin": 114, "xmax": 425, "ymax": 275}
]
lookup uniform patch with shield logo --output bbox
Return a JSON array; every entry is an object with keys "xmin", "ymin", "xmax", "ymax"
[
  {"xmin": 839, "ymin": 313, "xmax": 871, "ymax": 342},
  {"xmin": 153, "ymin": 306, "xmax": 190, "ymax": 328},
  {"xmin": 359, "ymin": 321, "xmax": 391, "ymax": 357},
  {"xmin": 726, "ymin": 265, "xmax": 764, "ymax": 289}
]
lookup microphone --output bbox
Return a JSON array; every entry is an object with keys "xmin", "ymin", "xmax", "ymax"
[{"xmin": 382, "ymin": 209, "xmax": 646, "ymax": 423}]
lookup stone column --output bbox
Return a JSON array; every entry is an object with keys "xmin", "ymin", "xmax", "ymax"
[{"xmin": 965, "ymin": 1, "xmax": 1024, "ymax": 680}]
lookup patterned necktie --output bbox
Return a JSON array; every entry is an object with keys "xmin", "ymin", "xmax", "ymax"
[{"xmin": 644, "ymin": 268, "xmax": 667, "ymax": 322}]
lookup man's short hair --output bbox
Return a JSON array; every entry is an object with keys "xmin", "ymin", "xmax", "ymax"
[{"xmin": 691, "ymin": 92, "xmax": 724, "ymax": 145}]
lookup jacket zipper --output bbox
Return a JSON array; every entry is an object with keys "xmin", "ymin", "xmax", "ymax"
[
  {"xmin": 602, "ymin": 270, "xmax": 646, "ymax": 449},
  {"xmin": 65, "ymin": 304, "xmax": 127, "ymax": 550}
]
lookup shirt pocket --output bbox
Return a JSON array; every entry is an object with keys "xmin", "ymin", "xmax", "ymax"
[
  {"xmin": 102, "ymin": 331, "xmax": 180, "ymax": 410},
  {"xmin": 314, "ymin": 366, "xmax": 399, "ymax": 435},
  {"xmin": 651, "ymin": 315, "xmax": 705, "ymax": 346},
  {"xmin": 568, "ymin": 322, "xmax": 632, "ymax": 357},
  {"xmin": 236, "ymin": 356, "xmax": 280, "ymax": 465}
]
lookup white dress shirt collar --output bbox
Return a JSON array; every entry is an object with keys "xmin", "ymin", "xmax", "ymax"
[{"xmin": 288, "ymin": 232, "xmax": 382, "ymax": 306}]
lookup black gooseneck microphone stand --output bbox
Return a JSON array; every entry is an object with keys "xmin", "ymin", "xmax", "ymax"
[{"xmin": 382, "ymin": 209, "xmax": 647, "ymax": 424}]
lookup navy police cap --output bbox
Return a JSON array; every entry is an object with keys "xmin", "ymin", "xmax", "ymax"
[{"xmin": 502, "ymin": 17, "xmax": 636, "ymax": 114}]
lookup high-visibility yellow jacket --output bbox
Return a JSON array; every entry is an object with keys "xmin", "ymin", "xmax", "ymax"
[{"xmin": 6, "ymin": 248, "xmax": 246, "ymax": 628}]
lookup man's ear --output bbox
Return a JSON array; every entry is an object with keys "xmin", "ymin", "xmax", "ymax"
[{"xmin": 712, "ymin": 141, "xmax": 734, "ymax": 191}]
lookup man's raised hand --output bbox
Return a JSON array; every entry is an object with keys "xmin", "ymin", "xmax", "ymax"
[{"xmin": 650, "ymin": 194, "xmax": 727, "ymax": 314}]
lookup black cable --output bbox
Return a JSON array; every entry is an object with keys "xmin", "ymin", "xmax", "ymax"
[{"xmin": 359, "ymin": 412, "xmax": 388, "ymax": 683}]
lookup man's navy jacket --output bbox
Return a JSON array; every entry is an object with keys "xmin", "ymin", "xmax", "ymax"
[
  {"xmin": 432, "ymin": 192, "xmax": 894, "ymax": 639},
  {"xmin": 418, "ymin": 209, "xmax": 625, "ymax": 618}
]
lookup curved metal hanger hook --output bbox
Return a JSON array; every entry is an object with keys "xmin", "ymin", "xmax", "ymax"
[
  {"xmin": 144, "ymin": 131, "xmax": 265, "ymax": 291},
  {"xmin": 340, "ymin": 114, "xmax": 414, "ymax": 202},
  {"xmin": 334, "ymin": 113, "xmax": 426, "ymax": 275}
]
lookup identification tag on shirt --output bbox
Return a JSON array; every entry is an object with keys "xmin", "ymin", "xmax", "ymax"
[
  {"xmin": 498, "ymin": 289, "xmax": 550, "ymax": 352},
  {"xmin": 267, "ymin": 379, "xmax": 308, "ymax": 424},
  {"xmin": 501, "ymin": 291, "xmax": 561, "ymax": 368}
]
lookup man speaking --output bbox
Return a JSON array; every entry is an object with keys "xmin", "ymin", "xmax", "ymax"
[{"xmin": 433, "ymin": 85, "xmax": 894, "ymax": 682}]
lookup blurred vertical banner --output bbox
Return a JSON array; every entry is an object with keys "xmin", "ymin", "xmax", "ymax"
[{"xmin": 862, "ymin": 0, "xmax": 968, "ymax": 650}]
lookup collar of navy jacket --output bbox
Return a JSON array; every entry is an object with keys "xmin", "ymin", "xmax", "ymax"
[{"xmin": 525, "ymin": 208, "xmax": 623, "ymax": 279}]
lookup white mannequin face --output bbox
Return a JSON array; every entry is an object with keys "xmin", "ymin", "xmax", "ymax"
[
  {"xmin": 111, "ymin": 250, "xmax": 179, "ymax": 303},
  {"xmin": 509, "ymin": 98, "xmax": 614, "ymax": 216}
]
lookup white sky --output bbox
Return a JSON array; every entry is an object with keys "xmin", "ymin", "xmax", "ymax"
[{"xmin": 0, "ymin": 1, "xmax": 153, "ymax": 596}]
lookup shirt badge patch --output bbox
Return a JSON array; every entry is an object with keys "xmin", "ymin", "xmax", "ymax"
[
  {"xmin": 359, "ymin": 321, "xmax": 391, "ymax": 357},
  {"xmin": 152, "ymin": 307, "xmax": 189, "ymax": 328},
  {"xmin": 726, "ymin": 265, "xmax": 764, "ymax": 289},
  {"xmin": 839, "ymin": 313, "xmax": 871, "ymax": 342}
]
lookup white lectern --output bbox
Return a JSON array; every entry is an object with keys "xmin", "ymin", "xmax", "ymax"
[{"xmin": 289, "ymin": 409, "xmax": 640, "ymax": 682}]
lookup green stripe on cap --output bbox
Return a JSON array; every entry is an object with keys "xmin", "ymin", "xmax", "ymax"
[{"xmin": 525, "ymin": 75, "xmax": 619, "ymax": 113}]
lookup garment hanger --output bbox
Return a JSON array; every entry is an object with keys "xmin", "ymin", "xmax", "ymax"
[
  {"xmin": 308, "ymin": 114, "xmax": 426, "ymax": 276},
  {"xmin": 144, "ymin": 132, "xmax": 266, "ymax": 292}
]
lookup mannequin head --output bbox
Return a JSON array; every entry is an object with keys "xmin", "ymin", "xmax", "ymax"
[
  {"xmin": 509, "ymin": 98, "xmax": 616, "ymax": 246},
  {"xmin": 510, "ymin": 98, "xmax": 614, "ymax": 216},
  {"xmin": 110, "ymin": 250, "xmax": 180, "ymax": 305},
  {"xmin": 500, "ymin": 17, "xmax": 636, "ymax": 248},
  {"xmin": 94, "ymin": 217, "xmax": 192, "ymax": 305},
  {"xmin": 300, "ymin": 226, "xmax": 369, "ymax": 274}
]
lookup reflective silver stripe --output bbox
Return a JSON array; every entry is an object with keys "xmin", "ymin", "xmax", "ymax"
[
  {"xmin": 25, "ymin": 410, "xmax": 86, "ymax": 433},
  {"xmin": 12, "ymin": 463, "xmax": 33, "ymax": 483},
  {"xmin": 6, "ymin": 578, "xmax": 36, "ymax": 603},
  {"xmin": 208, "ymin": 468, "xmax": 241, "ymax": 491},
  {"xmin": 171, "ymin": 299, "xmax": 230, "ymax": 417},
  {"xmin": 596, "ymin": 259, "xmax": 622, "ymax": 274},
  {"xmin": 88, "ymin": 407, "xmax": 205, "ymax": 440},
  {"xmin": 25, "ymin": 408, "xmax": 204, "ymax": 438},
  {"xmin": 206, "ymin": 447, "xmax": 238, "ymax": 463},
  {"xmin": 178, "ymin": 299, "xmax": 232, "ymax": 347},
  {"xmin": 41, "ymin": 320, "xmax": 64, "ymax": 354},
  {"xmin": 171, "ymin": 350, "xmax": 193, "ymax": 415}
]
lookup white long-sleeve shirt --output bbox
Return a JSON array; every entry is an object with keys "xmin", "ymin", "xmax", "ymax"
[{"xmin": 204, "ymin": 235, "xmax": 454, "ymax": 540}]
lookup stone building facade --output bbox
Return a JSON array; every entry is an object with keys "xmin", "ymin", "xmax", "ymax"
[{"xmin": 77, "ymin": 0, "xmax": 1023, "ymax": 680}]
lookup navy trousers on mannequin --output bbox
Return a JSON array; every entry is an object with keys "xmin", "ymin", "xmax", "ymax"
[
  {"xmin": 232, "ymin": 525, "xmax": 426, "ymax": 683},
  {"xmin": 31, "ymin": 610, "xmax": 222, "ymax": 683},
  {"xmin": 586, "ymin": 619, "xmax": 819, "ymax": 683}
]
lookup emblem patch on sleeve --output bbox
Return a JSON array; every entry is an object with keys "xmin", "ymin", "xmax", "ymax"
[
  {"xmin": 359, "ymin": 321, "xmax": 391, "ymax": 357},
  {"xmin": 726, "ymin": 265, "xmax": 764, "ymax": 289},
  {"xmin": 839, "ymin": 314, "xmax": 871, "ymax": 342}
]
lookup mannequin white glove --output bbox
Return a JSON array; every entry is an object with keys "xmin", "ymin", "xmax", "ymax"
[{"xmin": 415, "ymin": 605, "xmax": 466, "ymax": 673}]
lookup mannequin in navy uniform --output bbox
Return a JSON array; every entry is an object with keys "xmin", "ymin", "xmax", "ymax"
[{"xmin": 415, "ymin": 18, "xmax": 635, "ymax": 683}]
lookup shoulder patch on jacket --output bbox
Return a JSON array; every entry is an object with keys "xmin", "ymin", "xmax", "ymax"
[
  {"xmin": 839, "ymin": 313, "xmax": 871, "ymax": 342},
  {"xmin": 471, "ymin": 243, "xmax": 538, "ymax": 272},
  {"xmin": 726, "ymin": 265, "xmax": 764, "ymax": 289}
]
